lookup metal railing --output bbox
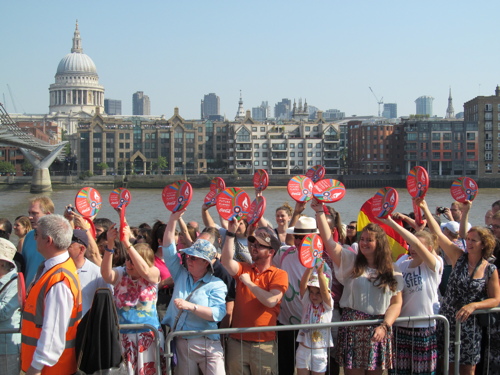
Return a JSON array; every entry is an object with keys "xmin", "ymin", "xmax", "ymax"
[
  {"xmin": 454, "ymin": 307, "xmax": 500, "ymax": 375},
  {"xmin": 164, "ymin": 314, "xmax": 450, "ymax": 375}
]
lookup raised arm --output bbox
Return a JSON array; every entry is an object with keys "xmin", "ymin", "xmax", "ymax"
[
  {"xmin": 101, "ymin": 223, "xmax": 119, "ymax": 285},
  {"xmin": 122, "ymin": 224, "xmax": 160, "ymax": 284},
  {"xmin": 458, "ymin": 200, "xmax": 472, "ymax": 240},
  {"xmin": 178, "ymin": 217, "xmax": 194, "ymax": 248},
  {"xmin": 163, "ymin": 209, "xmax": 185, "ymax": 248},
  {"xmin": 380, "ymin": 215, "xmax": 437, "ymax": 271},
  {"xmin": 299, "ymin": 267, "xmax": 313, "ymax": 298},
  {"xmin": 220, "ymin": 218, "xmax": 241, "ymax": 276},
  {"xmin": 311, "ymin": 199, "xmax": 342, "ymax": 267},
  {"xmin": 285, "ymin": 201, "xmax": 307, "ymax": 245},
  {"xmin": 416, "ymin": 197, "xmax": 463, "ymax": 267},
  {"xmin": 201, "ymin": 203, "xmax": 216, "ymax": 228},
  {"xmin": 317, "ymin": 262, "xmax": 332, "ymax": 308}
]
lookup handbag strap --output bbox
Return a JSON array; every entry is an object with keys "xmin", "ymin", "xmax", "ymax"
[
  {"xmin": 0, "ymin": 274, "xmax": 17, "ymax": 296},
  {"xmin": 172, "ymin": 280, "xmax": 205, "ymax": 331}
]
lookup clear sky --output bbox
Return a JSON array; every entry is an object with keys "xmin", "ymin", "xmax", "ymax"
[{"xmin": 1, "ymin": 1, "xmax": 498, "ymax": 120}]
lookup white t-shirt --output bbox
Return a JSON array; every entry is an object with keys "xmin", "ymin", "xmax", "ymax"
[
  {"xmin": 396, "ymin": 255, "xmax": 443, "ymax": 328},
  {"xmin": 296, "ymin": 289, "xmax": 333, "ymax": 349},
  {"xmin": 335, "ymin": 248, "xmax": 404, "ymax": 315}
]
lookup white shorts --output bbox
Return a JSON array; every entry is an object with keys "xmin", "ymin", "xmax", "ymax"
[{"xmin": 295, "ymin": 344, "xmax": 328, "ymax": 372}]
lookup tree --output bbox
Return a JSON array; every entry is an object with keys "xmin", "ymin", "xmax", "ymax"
[
  {"xmin": 96, "ymin": 162, "xmax": 109, "ymax": 176},
  {"xmin": 22, "ymin": 160, "xmax": 34, "ymax": 175},
  {"xmin": 156, "ymin": 156, "xmax": 168, "ymax": 174},
  {"xmin": 0, "ymin": 161, "xmax": 16, "ymax": 175}
]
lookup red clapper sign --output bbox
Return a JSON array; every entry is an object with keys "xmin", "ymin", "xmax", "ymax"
[
  {"xmin": 299, "ymin": 233, "xmax": 324, "ymax": 268},
  {"xmin": 287, "ymin": 175, "xmax": 314, "ymax": 202},
  {"xmin": 306, "ymin": 165, "xmax": 326, "ymax": 183},
  {"xmin": 205, "ymin": 177, "xmax": 226, "ymax": 208},
  {"xmin": 247, "ymin": 196, "xmax": 267, "ymax": 226},
  {"xmin": 406, "ymin": 166, "xmax": 429, "ymax": 226},
  {"xmin": 162, "ymin": 180, "xmax": 193, "ymax": 213},
  {"xmin": 18, "ymin": 272, "xmax": 26, "ymax": 310},
  {"xmin": 450, "ymin": 177, "xmax": 479, "ymax": 203},
  {"xmin": 372, "ymin": 187, "xmax": 399, "ymax": 219},
  {"xmin": 216, "ymin": 187, "xmax": 251, "ymax": 221},
  {"xmin": 210, "ymin": 177, "xmax": 226, "ymax": 192},
  {"xmin": 75, "ymin": 187, "xmax": 102, "ymax": 238},
  {"xmin": 253, "ymin": 169, "xmax": 269, "ymax": 193},
  {"xmin": 109, "ymin": 188, "xmax": 132, "ymax": 241}
]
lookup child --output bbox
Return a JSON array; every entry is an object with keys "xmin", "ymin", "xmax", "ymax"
[{"xmin": 296, "ymin": 262, "xmax": 333, "ymax": 375}]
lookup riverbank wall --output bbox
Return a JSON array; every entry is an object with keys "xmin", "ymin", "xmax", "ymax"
[{"xmin": 0, "ymin": 174, "xmax": 497, "ymax": 192}]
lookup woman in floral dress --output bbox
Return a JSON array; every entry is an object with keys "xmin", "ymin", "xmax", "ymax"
[
  {"xmin": 101, "ymin": 222, "xmax": 165, "ymax": 374},
  {"xmin": 418, "ymin": 198, "xmax": 500, "ymax": 374}
]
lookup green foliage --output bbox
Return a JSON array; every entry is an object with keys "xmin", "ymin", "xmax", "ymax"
[
  {"xmin": 96, "ymin": 162, "xmax": 109, "ymax": 171},
  {"xmin": 22, "ymin": 160, "xmax": 34, "ymax": 173},
  {"xmin": 79, "ymin": 170, "xmax": 93, "ymax": 179},
  {"xmin": 0, "ymin": 161, "xmax": 16, "ymax": 175},
  {"xmin": 156, "ymin": 156, "xmax": 168, "ymax": 174}
]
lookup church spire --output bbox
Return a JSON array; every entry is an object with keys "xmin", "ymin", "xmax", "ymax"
[
  {"xmin": 445, "ymin": 87, "xmax": 455, "ymax": 119},
  {"xmin": 235, "ymin": 90, "xmax": 245, "ymax": 120},
  {"xmin": 71, "ymin": 20, "xmax": 83, "ymax": 53}
]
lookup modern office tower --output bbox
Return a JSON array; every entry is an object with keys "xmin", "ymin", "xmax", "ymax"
[
  {"xmin": 415, "ymin": 96, "xmax": 434, "ymax": 116},
  {"xmin": 274, "ymin": 98, "xmax": 292, "ymax": 120},
  {"xmin": 252, "ymin": 101, "xmax": 269, "ymax": 121},
  {"xmin": 201, "ymin": 93, "xmax": 220, "ymax": 120},
  {"xmin": 382, "ymin": 103, "xmax": 397, "ymax": 119},
  {"xmin": 104, "ymin": 99, "xmax": 122, "ymax": 115},
  {"xmin": 464, "ymin": 85, "xmax": 500, "ymax": 177},
  {"xmin": 132, "ymin": 91, "xmax": 150, "ymax": 115},
  {"xmin": 323, "ymin": 109, "xmax": 345, "ymax": 121}
]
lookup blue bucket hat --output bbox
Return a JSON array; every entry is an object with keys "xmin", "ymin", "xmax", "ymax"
[{"xmin": 181, "ymin": 239, "xmax": 217, "ymax": 272}]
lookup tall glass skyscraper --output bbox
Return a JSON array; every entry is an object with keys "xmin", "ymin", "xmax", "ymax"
[
  {"xmin": 415, "ymin": 96, "xmax": 434, "ymax": 116},
  {"xmin": 201, "ymin": 93, "xmax": 220, "ymax": 120},
  {"xmin": 133, "ymin": 91, "xmax": 150, "ymax": 115}
]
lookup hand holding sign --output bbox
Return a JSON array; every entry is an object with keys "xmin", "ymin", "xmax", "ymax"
[
  {"xmin": 109, "ymin": 188, "xmax": 132, "ymax": 241},
  {"xmin": 372, "ymin": 187, "xmax": 399, "ymax": 219},
  {"xmin": 247, "ymin": 196, "xmax": 267, "ymax": 226},
  {"xmin": 216, "ymin": 187, "xmax": 250, "ymax": 221},
  {"xmin": 287, "ymin": 175, "xmax": 314, "ymax": 202},
  {"xmin": 253, "ymin": 169, "xmax": 269, "ymax": 193},
  {"xmin": 205, "ymin": 177, "xmax": 226, "ymax": 208},
  {"xmin": 75, "ymin": 187, "xmax": 102, "ymax": 238},
  {"xmin": 406, "ymin": 166, "xmax": 429, "ymax": 226},
  {"xmin": 306, "ymin": 165, "xmax": 326, "ymax": 183},
  {"xmin": 162, "ymin": 180, "xmax": 193, "ymax": 213},
  {"xmin": 450, "ymin": 177, "xmax": 478, "ymax": 203},
  {"xmin": 299, "ymin": 233, "xmax": 324, "ymax": 268}
]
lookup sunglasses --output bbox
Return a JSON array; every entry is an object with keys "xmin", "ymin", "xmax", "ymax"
[
  {"xmin": 293, "ymin": 235, "xmax": 306, "ymax": 240},
  {"xmin": 347, "ymin": 225, "xmax": 356, "ymax": 230}
]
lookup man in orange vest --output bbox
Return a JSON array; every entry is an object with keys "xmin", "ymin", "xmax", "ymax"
[{"xmin": 21, "ymin": 214, "xmax": 82, "ymax": 375}]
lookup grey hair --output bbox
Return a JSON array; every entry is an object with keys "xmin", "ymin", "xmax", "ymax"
[{"xmin": 37, "ymin": 214, "xmax": 73, "ymax": 251}]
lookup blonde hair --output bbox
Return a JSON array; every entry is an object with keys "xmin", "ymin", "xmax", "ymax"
[{"xmin": 133, "ymin": 243, "xmax": 155, "ymax": 267}]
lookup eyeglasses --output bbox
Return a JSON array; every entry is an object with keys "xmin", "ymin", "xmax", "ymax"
[
  {"xmin": 249, "ymin": 240, "xmax": 273, "ymax": 250},
  {"xmin": 136, "ymin": 235, "xmax": 144, "ymax": 240},
  {"xmin": 186, "ymin": 254, "xmax": 204, "ymax": 262},
  {"xmin": 347, "ymin": 225, "xmax": 356, "ymax": 230},
  {"xmin": 293, "ymin": 235, "xmax": 306, "ymax": 241},
  {"xmin": 489, "ymin": 224, "xmax": 500, "ymax": 230}
]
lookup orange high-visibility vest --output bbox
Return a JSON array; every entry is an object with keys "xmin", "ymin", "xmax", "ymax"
[{"xmin": 21, "ymin": 257, "xmax": 82, "ymax": 374}]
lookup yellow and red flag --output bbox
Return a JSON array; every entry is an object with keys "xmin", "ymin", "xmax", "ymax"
[{"xmin": 357, "ymin": 197, "xmax": 408, "ymax": 262}]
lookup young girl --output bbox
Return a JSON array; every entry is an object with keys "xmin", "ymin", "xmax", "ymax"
[{"xmin": 296, "ymin": 262, "xmax": 333, "ymax": 375}]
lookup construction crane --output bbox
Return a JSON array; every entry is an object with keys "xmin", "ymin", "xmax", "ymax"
[{"xmin": 369, "ymin": 87, "xmax": 383, "ymax": 117}]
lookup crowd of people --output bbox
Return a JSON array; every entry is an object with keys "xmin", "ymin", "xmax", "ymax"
[{"xmin": 0, "ymin": 191, "xmax": 499, "ymax": 375}]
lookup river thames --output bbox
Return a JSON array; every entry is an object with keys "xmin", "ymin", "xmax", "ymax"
[{"xmin": 0, "ymin": 185, "xmax": 498, "ymax": 228}]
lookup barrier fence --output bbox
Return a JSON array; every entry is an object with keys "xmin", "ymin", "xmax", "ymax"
[
  {"xmin": 6, "ymin": 309, "xmax": 500, "ymax": 374},
  {"xmin": 165, "ymin": 314, "xmax": 450, "ymax": 375}
]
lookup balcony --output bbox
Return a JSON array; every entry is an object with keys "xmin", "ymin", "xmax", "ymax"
[
  {"xmin": 271, "ymin": 153, "xmax": 288, "ymax": 160},
  {"xmin": 236, "ymin": 145, "xmax": 252, "ymax": 151},
  {"xmin": 404, "ymin": 154, "xmax": 418, "ymax": 160},
  {"xmin": 271, "ymin": 161, "xmax": 288, "ymax": 168},
  {"xmin": 324, "ymin": 153, "xmax": 338, "ymax": 160},
  {"xmin": 324, "ymin": 145, "xmax": 338, "ymax": 151},
  {"xmin": 235, "ymin": 153, "xmax": 252, "ymax": 160},
  {"xmin": 235, "ymin": 162, "xmax": 252, "ymax": 169},
  {"xmin": 271, "ymin": 144, "xmax": 287, "ymax": 151}
]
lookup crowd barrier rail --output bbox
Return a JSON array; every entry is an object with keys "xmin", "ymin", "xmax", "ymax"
[
  {"xmin": 165, "ymin": 314, "xmax": 450, "ymax": 375},
  {"xmin": 454, "ymin": 306, "xmax": 500, "ymax": 375}
]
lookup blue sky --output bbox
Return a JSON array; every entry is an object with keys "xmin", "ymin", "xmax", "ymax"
[{"xmin": 1, "ymin": 1, "xmax": 498, "ymax": 120}]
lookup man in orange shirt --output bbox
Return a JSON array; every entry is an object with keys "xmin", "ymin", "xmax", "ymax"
[{"xmin": 221, "ymin": 221, "xmax": 288, "ymax": 375}]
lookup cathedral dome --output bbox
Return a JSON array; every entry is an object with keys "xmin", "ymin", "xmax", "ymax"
[{"xmin": 57, "ymin": 52, "xmax": 97, "ymax": 75}]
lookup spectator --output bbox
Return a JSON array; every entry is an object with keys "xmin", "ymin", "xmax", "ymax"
[
  {"xmin": 0, "ymin": 238, "xmax": 21, "ymax": 375},
  {"xmin": 222, "ymin": 219, "xmax": 288, "ymax": 375},
  {"xmin": 68, "ymin": 229, "xmax": 109, "ymax": 315},
  {"xmin": 163, "ymin": 210, "xmax": 227, "ymax": 375},
  {"xmin": 101, "ymin": 223, "xmax": 164, "ymax": 374},
  {"xmin": 93, "ymin": 217, "xmax": 113, "ymax": 238},
  {"xmin": 296, "ymin": 263, "xmax": 333, "ymax": 375},
  {"xmin": 13, "ymin": 216, "xmax": 31, "ymax": 254},
  {"xmin": 382, "ymin": 215, "xmax": 443, "ymax": 375},
  {"xmin": 312, "ymin": 200, "xmax": 403, "ymax": 373},
  {"xmin": 23, "ymin": 196, "xmax": 55, "ymax": 285},
  {"xmin": 20, "ymin": 214, "xmax": 82, "ymax": 374},
  {"xmin": 418, "ymin": 198, "xmax": 500, "ymax": 374}
]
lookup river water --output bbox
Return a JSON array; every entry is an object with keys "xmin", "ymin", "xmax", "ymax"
[{"xmin": 2, "ymin": 186, "xmax": 498, "ymax": 228}]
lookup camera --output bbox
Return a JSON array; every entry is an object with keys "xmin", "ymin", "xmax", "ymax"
[
  {"xmin": 437, "ymin": 207, "xmax": 446, "ymax": 214},
  {"xmin": 66, "ymin": 206, "xmax": 75, "ymax": 213}
]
